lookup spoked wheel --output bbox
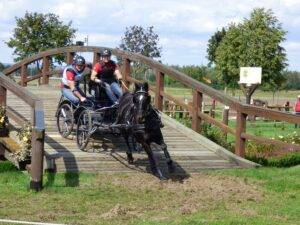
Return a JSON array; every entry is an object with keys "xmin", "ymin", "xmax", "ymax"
[
  {"xmin": 57, "ymin": 103, "xmax": 74, "ymax": 138},
  {"xmin": 76, "ymin": 110, "xmax": 91, "ymax": 151}
]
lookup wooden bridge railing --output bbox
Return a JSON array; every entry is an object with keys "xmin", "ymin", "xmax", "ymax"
[
  {"xmin": 0, "ymin": 73, "xmax": 45, "ymax": 191},
  {"xmin": 3, "ymin": 45, "xmax": 300, "ymax": 161}
]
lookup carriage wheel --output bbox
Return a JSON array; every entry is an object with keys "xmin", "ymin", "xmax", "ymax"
[
  {"xmin": 76, "ymin": 110, "xmax": 90, "ymax": 151},
  {"xmin": 57, "ymin": 103, "xmax": 74, "ymax": 138}
]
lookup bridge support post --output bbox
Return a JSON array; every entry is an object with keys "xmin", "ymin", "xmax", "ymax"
[
  {"xmin": 155, "ymin": 70, "xmax": 164, "ymax": 111},
  {"xmin": 66, "ymin": 52, "xmax": 75, "ymax": 65},
  {"xmin": 30, "ymin": 128, "xmax": 45, "ymax": 191},
  {"xmin": 93, "ymin": 52, "xmax": 101, "ymax": 65},
  {"xmin": 20, "ymin": 64, "xmax": 27, "ymax": 86},
  {"xmin": 192, "ymin": 90, "xmax": 203, "ymax": 133},
  {"xmin": 42, "ymin": 56, "xmax": 50, "ymax": 85},
  {"xmin": 30, "ymin": 100, "xmax": 45, "ymax": 191},
  {"xmin": 122, "ymin": 58, "xmax": 131, "ymax": 90},
  {"xmin": 235, "ymin": 111, "xmax": 246, "ymax": 157},
  {"xmin": 222, "ymin": 106, "xmax": 229, "ymax": 140}
]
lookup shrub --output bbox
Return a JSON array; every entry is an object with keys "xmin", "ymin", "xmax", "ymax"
[
  {"xmin": 247, "ymin": 152, "xmax": 300, "ymax": 167},
  {"xmin": 267, "ymin": 152, "xmax": 300, "ymax": 167},
  {"xmin": 245, "ymin": 132, "xmax": 300, "ymax": 167},
  {"xmin": 0, "ymin": 106, "xmax": 9, "ymax": 130},
  {"xmin": 246, "ymin": 141, "xmax": 275, "ymax": 158},
  {"xmin": 11, "ymin": 123, "xmax": 32, "ymax": 162},
  {"xmin": 201, "ymin": 122, "xmax": 234, "ymax": 152}
]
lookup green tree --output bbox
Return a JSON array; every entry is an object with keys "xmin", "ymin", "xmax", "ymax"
[
  {"xmin": 207, "ymin": 28, "xmax": 226, "ymax": 67},
  {"xmin": 282, "ymin": 70, "xmax": 300, "ymax": 90},
  {"xmin": 119, "ymin": 25, "xmax": 162, "ymax": 58},
  {"xmin": 7, "ymin": 12, "xmax": 76, "ymax": 63},
  {"xmin": 214, "ymin": 8, "xmax": 287, "ymax": 93},
  {"xmin": 119, "ymin": 25, "xmax": 162, "ymax": 80}
]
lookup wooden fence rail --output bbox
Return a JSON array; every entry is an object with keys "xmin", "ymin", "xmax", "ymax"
[
  {"xmin": 2, "ymin": 45, "xmax": 300, "ymax": 173},
  {"xmin": 0, "ymin": 73, "xmax": 45, "ymax": 191}
]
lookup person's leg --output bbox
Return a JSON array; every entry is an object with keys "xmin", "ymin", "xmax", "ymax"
[
  {"xmin": 77, "ymin": 87, "xmax": 86, "ymax": 98},
  {"xmin": 103, "ymin": 82, "xmax": 118, "ymax": 104},
  {"xmin": 61, "ymin": 88, "xmax": 80, "ymax": 104},
  {"xmin": 110, "ymin": 82, "xmax": 123, "ymax": 100}
]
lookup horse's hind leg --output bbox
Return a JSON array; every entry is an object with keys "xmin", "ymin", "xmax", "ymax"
[
  {"xmin": 143, "ymin": 144, "xmax": 167, "ymax": 180},
  {"xmin": 124, "ymin": 135, "xmax": 134, "ymax": 164},
  {"xmin": 161, "ymin": 143, "xmax": 175, "ymax": 173},
  {"xmin": 131, "ymin": 136, "xmax": 138, "ymax": 152}
]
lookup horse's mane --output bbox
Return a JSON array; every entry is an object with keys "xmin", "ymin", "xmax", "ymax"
[{"xmin": 117, "ymin": 91, "xmax": 133, "ymax": 120}]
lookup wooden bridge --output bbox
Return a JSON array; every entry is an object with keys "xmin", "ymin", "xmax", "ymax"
[
  {"xmin": 7, "ymin": 85, "xmax": 251, "ymax": 173},
  {"xmin": 0, "ymin": 46, "xmax": 299, "ymax": 190}
]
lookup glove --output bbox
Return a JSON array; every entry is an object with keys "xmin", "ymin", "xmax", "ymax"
[
  {"xmin": 80, "ymin": 97, "xmax": 87, "ymax": 102},
  {"xmin": 95, "ymin": 78, "xmax": 102, "ymax": 84}
]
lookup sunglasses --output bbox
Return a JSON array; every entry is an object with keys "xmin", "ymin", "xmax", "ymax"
[{"xmin": 76, "ymin": 64, "xmax": 85, "ymax": 69}]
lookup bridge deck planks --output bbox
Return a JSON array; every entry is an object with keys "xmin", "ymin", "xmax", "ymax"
[{"xmin": 7, "ymin": 85, "xmax": 242, "ymax": 173}]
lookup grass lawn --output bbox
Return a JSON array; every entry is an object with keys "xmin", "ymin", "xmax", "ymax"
[{"xmin": 0, "ymin": 161, "xmax": 299, "ymax": 225}]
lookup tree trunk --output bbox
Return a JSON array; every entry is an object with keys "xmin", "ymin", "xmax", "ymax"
[{"xmin": 245, "ymin": 92, "xmax": 251, "ymax": 105}]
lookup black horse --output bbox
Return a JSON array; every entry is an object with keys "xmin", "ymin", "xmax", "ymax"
[{"xmin": 116, "ymin": 82, "xmax": 174, "ymax": 179}]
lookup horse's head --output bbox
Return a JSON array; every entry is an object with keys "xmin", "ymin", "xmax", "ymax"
[{"xmin": 133, "ymin": 82, "xmax": 151, "ymax": 124}]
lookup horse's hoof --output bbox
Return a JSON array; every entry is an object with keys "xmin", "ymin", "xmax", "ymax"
[
  {"xmin": 152, "ymin": 168, "xmax": 167, "ymax": 180},
  {"xmin": 126, "ymin": 153, "xmax": 134, "ymax": 164},
  {"xmin": 158, "ymin": 175, "xmax": 168, "ymax": 180},
  {"xmin": 128, "ymin": 158, "xmax": 134, "ymax": 164}
]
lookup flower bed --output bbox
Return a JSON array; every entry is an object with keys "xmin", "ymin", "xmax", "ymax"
[{"xmin": 10, "ymin": 123, "xmax": 32, "ymax": 162}]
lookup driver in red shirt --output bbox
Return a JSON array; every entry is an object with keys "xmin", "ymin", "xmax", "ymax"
[{"xmin": 90, "ymin": 49, "xmax": 127, "ymax": 104}]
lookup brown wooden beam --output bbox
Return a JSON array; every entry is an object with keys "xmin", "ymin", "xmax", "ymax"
[
  {"xmin": 93, "ymin": 52, "xmax": 101, "ymax": 65},
  {"xmin": 66, "ymin": 52, "xmax": 75, "ymax": 65},
  {"xmin": 6, "ymin": 106, "xmax": 28, "ymax": 125},
  {"xmin": 30, "ymin": 128, "xmax": 45, "ymax": 191},
  {"xmin": 235, "ymin": 111, "xmax": 247, "ymax": 157},
  {"xmin": 20, "ymin": 64, "xmax": 28, "ymax": 86},
  {"xmin": 191, "ymin": 90, "xmax": 203, "ymax": 133},
  {"xmin": 155, "ymin": 70, "xmax": 164, "ymax": 111},
  {"xmin": 0, "ymin": 74, "xmax": 37, "ymax": 107},
  {"xmin": 222, "ymin": 107, "xmax": 230, "ymax": 139},
  {"xmin": 122, "ymin": 58, "xmax": 131, "ymax": 89}
]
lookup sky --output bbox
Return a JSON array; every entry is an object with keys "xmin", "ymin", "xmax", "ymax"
[{"xmin": 0, "ymin": 0, "xmax": 300, "ymax": 70}]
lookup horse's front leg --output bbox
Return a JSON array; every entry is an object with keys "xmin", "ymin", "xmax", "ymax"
[
  {"xmin": 142, "ymin": 143, "xmax": 166, "ymax": 180},
  {"xmin": 123, "ymin": 133, "xmax": 134, "ymax": 164},
  {"xmin": 161, "ymin": 143, "xmax": 175, "ymax": 173}
]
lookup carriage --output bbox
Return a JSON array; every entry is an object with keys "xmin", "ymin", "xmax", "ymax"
[
  {"xmin": 56, "ymin": 81, "xmax": 173, "ymax": 179},
  {"xmin": 55, "ymin": 82, "xmax": 139, "ymax": 150}
]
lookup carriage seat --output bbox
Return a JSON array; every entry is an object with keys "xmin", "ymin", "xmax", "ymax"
[{"xmin": 88, "ymin": 81, "xmax": 113, "ymax": 108}]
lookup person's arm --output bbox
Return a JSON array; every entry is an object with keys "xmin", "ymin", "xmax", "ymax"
[
  {"xmin": 68, "ymin": 80, "xmax": 86, "ymax": 102},
  {"xmin": 114, "ymin": 67, "xmax": 122, "ymax": 80},
  {"xmin": 114, "ymin": 67, "xmax": 129, "ymax": 90},
  {"xmin": 90, "ymin": 69, "xmax": 99, "ymax": 82},
  {"xmin": 91, "ymin": 64, "xmax": 101, "ymax": 83}
]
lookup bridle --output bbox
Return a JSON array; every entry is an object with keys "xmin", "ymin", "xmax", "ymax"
[{"xmin": 132, "ymin": 89, "xmax": 151, "ymax": 123}]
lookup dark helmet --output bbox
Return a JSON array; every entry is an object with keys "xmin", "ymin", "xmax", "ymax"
[
  {"xmin": 102, "ymin": 49, "xmax": 111, "ymax": 57},
  {"xmin": 73, "ymin": 55, "xmax": 86, "ymax": 66}
]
